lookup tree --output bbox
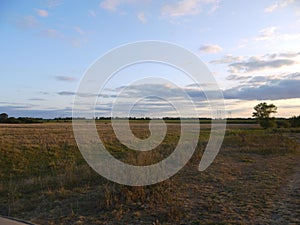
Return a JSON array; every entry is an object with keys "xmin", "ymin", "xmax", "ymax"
[
  {"xmin": 289, "ymin": 115, "xmax": 300, "ymax": 128},
  {"xmin": 252, "ymin": 102, "xmax": 277, "ymax": 129},
  {"xmin": 0, "ymin": 113, "xmax": 8, "ymax": 122}
]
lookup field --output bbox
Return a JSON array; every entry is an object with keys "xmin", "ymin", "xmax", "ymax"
[{"xmin": 0, "ymin": 122, "xmax": 299, "ymax": 224}]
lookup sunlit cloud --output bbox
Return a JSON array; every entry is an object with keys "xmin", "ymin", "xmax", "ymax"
[
  {"xmin": 162, "ymin": 0, "xmax": 202, "ymax": 17},
  {"xmin": 210, "ymin": 55, "xmax": 244, "ymax": 64},
  {"xmin": 199, "ymin": 44, "xmax": 223, "ymax": 53},
  {"xmin": 161, "ymin": 0, "xmax": 220, "ymax": 18},
  {"xmin": 255, "ymin": 26, "xmax": 277, "ymax": 41},
  {"xmin": 254, "ymin": 26, "xmax": 300, "ymax": 42},
  {"xmin": 35, "ymin": 9, "xmax": 49, "ymax": 17},
  {"xmin": 265, "ymin": 0, "xmax": 295, "ymax": 13},
  {"xmin": 137, "ymin": 12, "xmax": 147, "ymax": 23}
]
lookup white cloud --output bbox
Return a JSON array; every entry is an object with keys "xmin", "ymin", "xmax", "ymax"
[
  {"xmin": 41, "ymin": 29, "xmax": 64, "ymax": 39},
  {"xmin": 100, "ymin": 0, "xmax": 121, "ymax": 11},
  {"xmin": 161, "ymin": 0, "xmax": 220, "ymax": 18},
  {"xmin": 47, "ymin": 0, "xmax": 63, "ymax": 8},
  {"xmin": 265, "ymin": 3, "xmax": 279, "ymax": 13},
  {"xmin": 265, "ymin": 0, "xmax": 295, "ymax": 13},
  {"xmin": 199, "ymin": 44, "xmax": 223, "ymax": 53},
  {"xmin": 100, "ymin": 0, "xmax": 142, "ymax": 11},
  {"xmin": 254, "ymin": 26, "xmax": 300, "ymax": 42},
  {"xmin": 74, "ymin": 26, "xmax": 85, "ymax": 35},
  {"xmin": 210, "ymin": 55, "xmax": 244, "ymax": 64},
  {"xmin": 35, "ymin": 9, "xmax": 49, "ymax": 17},
  {"xmin": 162, "ymin": 0, "xmax": 201, "ymax": 17},
  {"xmin": 137, "ymin": 12, "xmax": 147, "ymax": 23},
  {"xmin": 88, "ymin": 10, "xmax": 96, "ymax": 17},
  {"xmin": 255, "ymin": 26, "xmax": 277, "ymax": 41}
]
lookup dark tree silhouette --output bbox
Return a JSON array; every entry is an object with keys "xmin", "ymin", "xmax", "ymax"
[
  {"xmin": 0, "ymin": 113, "xmax": 8, "ymax": 122},
  {"xmin": 252, "ymin": 102, "xmax": 277, "ymax": 129}
]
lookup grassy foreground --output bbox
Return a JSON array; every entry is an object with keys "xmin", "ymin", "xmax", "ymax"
[{"xmin": 0, "ymin": 122, "xmax": 299, "ymax": 224}]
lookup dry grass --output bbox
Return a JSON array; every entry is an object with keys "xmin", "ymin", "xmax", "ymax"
[{"xmin": 0, "ymin": 122, "xmax": 299, "ymax": 224}]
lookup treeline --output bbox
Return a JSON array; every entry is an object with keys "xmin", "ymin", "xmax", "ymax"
[
  {"xmin": 267, "ymin": 116, "xmax": 300, "ymax": 128},
  {"xmin": 0, "ymin": 113, "xmax": 43, "ymax": 124},
  {"xmin": 1, "ymin": 112, "xmax": 300, "ymax": 127},
  {"xmin": 288, "ymin": 115, "xmax": 300, "ymax": 127}
]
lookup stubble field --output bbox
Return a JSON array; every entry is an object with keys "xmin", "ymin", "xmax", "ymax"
[{"xmin": 0, "ymin": 122, "xmax": 299, "ymax": 224}]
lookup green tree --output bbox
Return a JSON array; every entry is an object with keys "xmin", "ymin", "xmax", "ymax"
[{"xmin": 252, "ymin": 102, "xmax": 277, "ymax": 129}]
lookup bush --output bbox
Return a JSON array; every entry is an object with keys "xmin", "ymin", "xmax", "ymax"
[
  {"xmin": 259, "ymin": 118, "xmax": 277, "ymax": 129},
  {"xmin": 276, "ymin": 120, "xmax": 291, "ymax": 128}
]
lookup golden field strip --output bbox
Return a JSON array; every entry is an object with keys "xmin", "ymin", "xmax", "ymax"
[{"xmin": 0, "ymin": 122, "xmax": 299, "ymax": 224}]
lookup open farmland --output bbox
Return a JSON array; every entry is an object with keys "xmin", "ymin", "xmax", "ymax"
[{"xmin": 0, "ymin": 122, "xmax": 299, "ymax": 224}]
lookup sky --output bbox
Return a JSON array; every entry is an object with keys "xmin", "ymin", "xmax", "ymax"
[{"xmin": 1, "ymin": 0, "xmax": 300, "ymax": 118}]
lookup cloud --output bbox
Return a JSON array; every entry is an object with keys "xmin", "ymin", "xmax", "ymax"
[
  {"xmin": 210, "ymin": 55, "xmax": 244, "ymax": 64},
  {"xmin": 88, "ymin": 10, "xmax": 97, "ymax": 17},
  {"xmin": 47, "ymin": 0, "xmax": 64, "ymax": 8},
  {"xmin": 278, "ymin": 52, "xmax": 300, "ymax": 58},
  {"xmin": 264, "ymin": 52, "xmax": 300, "ymax": 59},
  {"xmin": 199, "ymin": 44, "xmax": 223, "ymax": 53},
  {"xmin": 0, "ymin": 103, "xmax": 72, "ymax": 119},
  {"xmin": 265, "ymin": 0, "xmax": 295, "ymax": 13},
  {"xmin": 100, "ymin": 0, "xmax": 143, "ymax": 11},
  {"xmin": 254, "ymin": 26, "xmax": 300, "ymax": 42},
  {"xmin": 16, "ymin": 16, "xmax": 38, "ymax": 29},
  {"xmin": 105, "ymin": 82, "xmax": 223, "ymax": 103},
  {"xmin": 255, "ymin": 26, "xmax": 277, "ymax": 41},
  {"xmin": 226, "ymin": 75, "xmax": 252, "ymax": 81},
  {"xmin": 54, "ymin": 76, "xmax": 76, "ymax": 82},
  {"xmin": 98, "ymin": 80, "xmax": 300, "ymax": 116},
  {"xmin": 28, "ymin": 98, "xmax": 46, "ymax": 101},
  {"xmin": 229, "ymin": 58, "xmax": 295, "ymax": 73},
  {"xmin": 286, "ymin": 72, "xmax": 300, "ymax": 79},
  {"xmin": 161, "ymin": 0, "xmax": 220, "ymax": 18},
  {"xmin": 74, "ymin": 26, "xmax": 85, "ymax": 35},
  {"xmin": 224, "ymin": 78, "xmax": 300, "ymax": 100},
  {"xmin": 35, "ymin": 9, "xmax": 49, "ymax": 17},
  {"xmin": 41, "ymin": 29, "xmax": 64, "ymax": 39},
  {"xmin": 137, "ymin": 12, "xmax": 147, "ymax": 23},
  {"xmin": 58, "ymin": 91, "xmax": 76, "ymax": 96},
  {"xmin": 100, "ymin": 0, "xmax": 122, "ymax": 11},
  {"xmin": 212, "ymin": 51, "xmax": 299, "ymax": 67},
  {"xmin": 57, "ymin": 91, "xmax": 98, "ymax": 98},
  {"xmin": 162, "ymin": 0, "xmax": 202, "ymax": 17},
  {"xmin": 248, "ymin": 76, "xmax": 268, "ymax": 83},
  {"xmin": 0, "ymin": 105, "xmax": 72, "ymax": 119}
]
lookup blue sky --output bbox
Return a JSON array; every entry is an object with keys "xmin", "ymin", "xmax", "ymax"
[{"xmin": 1, "ymin": 0, "xmax": 300, "ymax": 118}]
